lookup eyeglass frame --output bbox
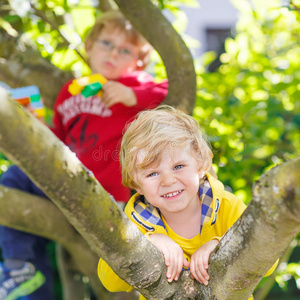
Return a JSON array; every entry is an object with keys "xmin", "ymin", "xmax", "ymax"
[{"xmin": 95, "ymin": 39, "xmax": 139, "ymax": 60}]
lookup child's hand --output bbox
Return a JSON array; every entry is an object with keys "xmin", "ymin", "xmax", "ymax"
[
  {"xmin": 102, "ymin": 81, "xmax": 137, "ymax": 107},
  {"xmin": 149, "ymin": 233, "xmax": 190, "ymax": 282},
  {"xmin": 190, "ymin": 239, "xmax": 219, "ymax": 285}
]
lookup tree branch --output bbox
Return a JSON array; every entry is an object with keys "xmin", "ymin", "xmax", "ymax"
[
  {"xmin": 209, "ymin": 157, "xmax": 300, "ymax": 299},
  {"xmin": 99, "ymin": 0, "xmax": 118, "ymax": 11},
  {"xmin": 0, "ymin": 88, "xmax": 172, "ymax": 299},
  {"xmin": 0, "ymin": 29, "xmax": 73, "ymax": 108}
]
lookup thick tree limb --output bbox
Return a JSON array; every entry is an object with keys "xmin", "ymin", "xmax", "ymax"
[
  {"xmin": 209, "ymin": 157, "xmax": 300, "ymax": 299},
  {"xmin": 0, "ymin": 89, "xmax": 299, "ymax": 299},
  {"xmin": 0, "ymin": 30, "xmax": 73, "ymax": 108},
  {"xmin": 99, "ymin": 0, "xmax": 117, "ymax": 11},
  {"xmin": 114, "ymin": 0, "xmax": 196, "ymax": 114}
]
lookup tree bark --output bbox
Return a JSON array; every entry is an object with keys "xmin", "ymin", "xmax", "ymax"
[
  {"xmin": 0, "ymin": 85, "xmax": 299, "ymax": 299},
  {"xmin": 0, "ymin": 30, "xmax": 73, "ymax": 109},
  {"xmin": 208, "ymin": 158, "xmax": 300, "ymax": 298}
]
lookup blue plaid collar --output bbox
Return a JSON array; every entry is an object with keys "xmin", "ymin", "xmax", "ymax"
[
  {"xmin": 199, "ymin": 178, "xmax": 214, "ymax": 233},
  {"xmin": 133, "ymin": 196, "xmax": 166, "ymax": 230}
]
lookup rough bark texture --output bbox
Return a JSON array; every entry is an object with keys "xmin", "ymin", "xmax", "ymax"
[
  {"xmin": 0, "ymin": 84, "xmax": 299, "ymax": 299},
  {"xmin": 114, "ymin": 0, "xmax": 196, "ymax": 114},
  {"xmin": 0, "ymin": 30, "xmax": 73, "ymax": 109},
  {"xmin": 209, "ymin": 157, "xmax": 300, "ymax": 299}
]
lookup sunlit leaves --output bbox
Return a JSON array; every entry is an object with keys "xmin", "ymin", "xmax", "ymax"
[
  {"xmin": 3, "ymin": 0, "xmax": 96, "ymax": 74},
  {"xmin": 195, "ymin": 2, "xmax": 300, "ymax": 205}
]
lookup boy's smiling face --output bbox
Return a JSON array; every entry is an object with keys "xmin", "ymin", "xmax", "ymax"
[
  {"xmin": 86, "ymin": 27, "xmax": 140, "ymax": 80},
  {"xmin": 135, "ymin": 145, "xmax": 203, "ymax": 216}
]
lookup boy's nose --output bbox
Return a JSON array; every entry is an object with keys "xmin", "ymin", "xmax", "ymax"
[
  {"xmin": 109, "ymin": 46, "xmax": 120, "ymax": 58},
  {"xmin": 161, "ymin": 172, "xmax": 176, "ymax": 186}
]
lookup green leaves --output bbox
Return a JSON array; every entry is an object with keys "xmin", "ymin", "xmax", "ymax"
[{"xmin": 195, "ymin": 2, "xmax": 300, "ymax": 204}]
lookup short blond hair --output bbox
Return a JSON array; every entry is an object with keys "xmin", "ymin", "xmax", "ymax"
[
  {"xmin": 120, "ymin": 105, "xmax": 213, "ymax": 190},
  {"xmin": 85, "ymin": 10, "xmax": 152, "ymax": 69}
]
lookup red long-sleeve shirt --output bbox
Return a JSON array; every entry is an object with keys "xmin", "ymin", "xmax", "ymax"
[{"xmin": 51, "ymin": 71, "xmax": 168, "ymax": 202}]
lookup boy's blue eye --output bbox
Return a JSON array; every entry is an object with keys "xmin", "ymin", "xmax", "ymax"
[
  {"xmin": 174, "ymin": 165, "xmax": 183, "ymax": 170},
  {"xmin": 119, "ymin": 48, "xmax": 132, "ymax": 56},
  {"xmin": 98, "ymin": 39, "xmax": 113, "ymax": 49},
  {"xmin": 147, "ymin": 172, "xmax": 158, "ymax": 178}
]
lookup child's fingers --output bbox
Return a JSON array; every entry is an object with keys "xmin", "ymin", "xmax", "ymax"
[
  {"xmin": 191, "ymin": 266, "xmax": 208, "ymax": 285},
  {"xmin": 190, "ymin": 256, "xmax": 209, "ymax": 285},
  {"xmin": 166, "ymin": 252, "xmax": 184, "ymax": 282},
  {"xmin": 173, "ymin": 255, "xmax": 184, "ymax": 281},
  {"xmin": 166, "ymin": 252, "xmax": 177, "ymax": 282}
]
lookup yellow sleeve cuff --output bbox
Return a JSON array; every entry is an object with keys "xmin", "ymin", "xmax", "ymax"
[{"xmin": 98, "ymin": 258, "xmax": 133, "ymax": 293}]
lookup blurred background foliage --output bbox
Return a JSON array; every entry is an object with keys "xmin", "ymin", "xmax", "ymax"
[{"xmin": 0, "ymin": 0, "xmax": 299, "ymax": 299}]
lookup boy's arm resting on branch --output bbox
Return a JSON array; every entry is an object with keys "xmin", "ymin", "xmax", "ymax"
[
  {"xmin": 98, "ymin": 259, "xmax": 133, "ymax": 293},
  {"xmin": 145, "ymin": 233, "xmax": 189, "ymax": 282},
  {"xmin": 190, "ymin": 239, "xmax": 219, "ymax": 286}
]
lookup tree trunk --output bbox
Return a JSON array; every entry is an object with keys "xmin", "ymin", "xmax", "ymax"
[{"xmin": 0, "ymin": 86, "xmax": 299, "ymax": 299}]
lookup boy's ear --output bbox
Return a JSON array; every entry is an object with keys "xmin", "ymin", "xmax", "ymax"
[
  {"xmin": 136, "ymin": 187, "xmax": 143, "ymax": 195},
  {"xmin": 134, "ymin": 179, "xmax": 143, "ymax": 195},
  {"xmin": 197, "ymin": 161, "xmax": 205, "ymax": 178},
  {"xmin": 136, "ymin": 60, "xmax": 144, "ymax": 71},
  {"xmin": 135, "ymin": 184, "xmax": 144, "ymax": 195}
]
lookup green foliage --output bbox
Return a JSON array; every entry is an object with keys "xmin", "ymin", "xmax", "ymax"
[
  {"xmin": 0, "ymin": 153, "xmax": 11, "ymax": 177},
  {"xmin": 195, "ymin": 0, "xmax": 300, "ymax": 204},
  {"xmin": 4, "ymin": 0, "xmax": 97, "ymax": 75}
]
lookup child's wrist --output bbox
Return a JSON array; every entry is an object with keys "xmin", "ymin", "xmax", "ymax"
[{"xmin": 144, "ymin": 232, "xmax": 155, "ymax": 244}]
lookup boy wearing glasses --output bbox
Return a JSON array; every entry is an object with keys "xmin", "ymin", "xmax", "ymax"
[{"xmin": 0, "ymin": 11, "xmax": 167, "ymax": 300}]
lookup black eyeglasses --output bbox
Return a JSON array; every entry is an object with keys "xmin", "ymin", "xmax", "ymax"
[{"xmin": 95, "ymin": 39, "xmax": 138, "ymax": 60}]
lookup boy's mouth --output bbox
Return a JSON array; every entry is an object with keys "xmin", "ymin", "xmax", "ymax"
[
  {"xmin": 104, "ymin": 61, "xmax": 115, "ymax": 68},
  {"xmin": 161, "ymin": 189, "xmax": 183, "ymax": 198}
]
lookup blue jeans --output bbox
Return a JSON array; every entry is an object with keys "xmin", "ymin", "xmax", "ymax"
[{"xmin": 0, "ymin": 165, "xmax": 55, "ymax": 299}]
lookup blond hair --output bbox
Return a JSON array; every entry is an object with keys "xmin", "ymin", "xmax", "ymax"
[
  {"xmin": 85, "ymin": 10, "xmax": 152, "ymax": 69},
  {"xmin": 120, "ymin": 105, "xmax": 214, "ymax": 190}
]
